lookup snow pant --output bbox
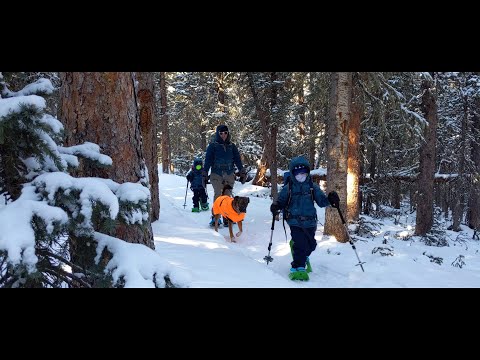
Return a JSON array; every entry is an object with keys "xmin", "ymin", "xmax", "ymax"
[
  {"xmin": 192, "ymin": 188, "xmax": 208, "ymax": 208},
  {"xmin": 290, "ymin": 226, "xmax": 317, "ymax": 269},
  {"xmin": 210, "ymin": 172, "xmax": 236, "ymax": 202}
]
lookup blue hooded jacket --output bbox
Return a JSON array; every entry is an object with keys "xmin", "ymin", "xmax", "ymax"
[
  {"xmin": 277, "ymin": 156, "xmax": 330, "ymax": 228},
  {"xmin": 204, "ymin": 125, "xmax": 243, "ymax": 176},
  {"xmin": 186, "ymin": 157, "xmax": 206, "ymax": 190}
]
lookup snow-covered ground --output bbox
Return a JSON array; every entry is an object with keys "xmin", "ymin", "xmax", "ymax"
[{"xmin": 153, "ymin": 172, "xmax": 480, "ymax": 288}]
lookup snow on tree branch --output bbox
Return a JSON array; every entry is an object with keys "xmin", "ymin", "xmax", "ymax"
[{"xmin": 94, "ymin": 232, "xmax": 191, "ymax": 288}]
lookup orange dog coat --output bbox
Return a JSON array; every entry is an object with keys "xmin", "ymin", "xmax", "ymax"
[{"xmin": 213, "ymin": 195, "xmax": 246, "ymax": 223}]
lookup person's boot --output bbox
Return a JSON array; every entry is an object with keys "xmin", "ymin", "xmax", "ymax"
[
  {"xmin": 201, "ymin": 202, "xmax": 209, "ymax": 211},
  {"xmin": 305, "ymin": 257, "xmax": 312, "ymax": 273},
  {"xmin": 290, "ymin": 240, "xmax": 312, "ymax": 273},
  {"xmin": 209, "ymin": 216, "xmax": 222, "ymax": 227},
  {"xmin": 288, "ymin": 267, "xmax": 309, "ymax": 281},
  {"xmin": 223, "ymin": 216, "xmax": 229, "ymax": 227},
  {"xmin": 192, "ymin": 207, "xmax": 200, "ymax": 213}
]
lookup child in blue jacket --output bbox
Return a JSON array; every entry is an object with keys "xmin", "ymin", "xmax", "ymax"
[
  {"xmin": 270, "ymin": 156, "xmax": 339, "ymax": 281},
  {"xmin": 186, "ymin": 158, "xmax": 209, "ymax": 212}
]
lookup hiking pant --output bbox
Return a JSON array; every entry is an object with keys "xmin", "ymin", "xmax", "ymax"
[
  {"xmin": 210, "ymin": 172, "xmax": 236, "ymax": 202},
  {"xmin": 290, "ymin": 226, "xmax": 317, "ymax": 269},
  {"xmin": 192, "ymin": 188, "xmax": 208, "ymax": 208}
]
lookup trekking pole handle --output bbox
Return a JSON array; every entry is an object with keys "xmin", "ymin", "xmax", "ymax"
[{"xmin": 271, "ymin": 213, "xmax": 276, "ymax": 231}]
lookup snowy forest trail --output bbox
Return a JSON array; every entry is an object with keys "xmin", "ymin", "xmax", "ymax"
[
  {"xmin": 152, "ymin": 173, "xmax": 480, "ymax": 288},
  {"xmin": 152, "ymin": 173, "xmax": 360, "ymax": 288}
]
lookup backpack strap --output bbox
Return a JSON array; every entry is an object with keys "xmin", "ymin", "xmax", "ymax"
[{"xmin": 284, "ymin": 176, "xmax": 317, "ymax": 225}]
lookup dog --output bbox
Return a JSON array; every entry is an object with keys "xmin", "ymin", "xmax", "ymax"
[{"xmin": 212, "ymin": 185, "xmax": 249, "ymax": 242}]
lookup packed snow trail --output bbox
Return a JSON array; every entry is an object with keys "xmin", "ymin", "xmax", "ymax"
[{"xmin": 153, "ymin": 173, "xmax": 480, "ymax": 287}]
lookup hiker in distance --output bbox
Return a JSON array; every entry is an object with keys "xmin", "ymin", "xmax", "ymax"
[
  {"xmin": 204, "ymin": 124, "xmax": 247, "ymax": 227},
  {"xmin": 186, "ymin": 157, "xmax": 209, "ymax": 213},
  {"xmin": 270, "ymin": 156, "xmax": 340, "ymax": 281}
]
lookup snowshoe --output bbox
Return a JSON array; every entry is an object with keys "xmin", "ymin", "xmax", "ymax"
[
  {"xmin": 201, "ymin": 203, "xmax": 209, "ymax": 211},
  {"xmin": 209, "ymin": 217, "xmax": 222, "ymax": 227},
  {"xmin": 192, "ymin": 207, "xmax": 200, "ymax": 213},
  {"xmin": 288, "ymin": 267, "xmax": 309, "ymax": 281},
  {"xmin": 289, "ymin": 240, "xmax": 312, "ymax": 273}
]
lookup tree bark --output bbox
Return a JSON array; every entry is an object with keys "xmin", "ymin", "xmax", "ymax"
[
  {"xmin": 307, "ymin": 73, "xmax": 317, "ymax": 169},
  {"xmin": 414, "ymin": 75, "xmax": 438, "ymax": 236},
  {"xmin": 216, "ymin": 72, "xmax": 227, "ymax": 116},
  {"xmin": 452, "ymin": 93, "xmax": 469, "ymax": 231},
  {"xmin": 59, "ymin": 72, "xmax": 154, "ymax": 248},
  {"xmin": 136, "ymin": 72, "xmax": 159, "ymax": 221},
  {"xmin": 325, "ymin": 72, "xmax": 352, "ymax": 242},
  {"xmin": 159, "ymin": 72, "xmax": 171, "ymax": 174},
  {"xmin": 468, "ymin": 100, "xmax": 480, "ymax": 229},
  {"xmin": 347, "ymin": 79, "xmax": 361, "ymax": 222}
]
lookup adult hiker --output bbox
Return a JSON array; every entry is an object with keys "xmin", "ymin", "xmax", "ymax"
[
  {"xmin": 269, "ymin": 156, "xmax": 339, "ymax": 281},
  {"xmin": 204, "ymin": 124, "xmax": 247, "ymax": 227}
]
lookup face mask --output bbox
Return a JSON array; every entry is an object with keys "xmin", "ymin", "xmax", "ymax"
[
  {"xmin": 295, "ymin": 173, "xmax": 307, "ymax": 183},
  {"xmin": 195, "ymin": 165, "xmax": 202, "ymax": 170}
]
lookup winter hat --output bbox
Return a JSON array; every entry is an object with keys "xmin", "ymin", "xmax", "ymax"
[{"xmin": 218, "ymin": 125, "xmax": 229, "ymax": 133}]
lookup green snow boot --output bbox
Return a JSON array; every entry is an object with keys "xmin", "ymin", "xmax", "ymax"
[
  {"xmin": 289, "ymin": 240, "xmax": 312, "ymax": 273},
  {"xmin": 288, "ymin": 267, "xmax": 309, "ymax": 281},
  {"xmin": 192, "ymin": 207, "xmax": 200, "ymax": 213}
]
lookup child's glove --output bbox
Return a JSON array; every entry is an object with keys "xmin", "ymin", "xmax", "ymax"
[
  {"xmin": 201, "ymin": 170, "xmax": 209, "ymax": 184},
  {"xmin": 270, "ymin": 203, "xmax": 281, "ymax": 215},
  {"xmin": 328, "ymin": 191, "xmax": 340, "ymax": 208},
  {"xmin": 239, "ymin": 168, "xmax": 247, "ymax": 184}
]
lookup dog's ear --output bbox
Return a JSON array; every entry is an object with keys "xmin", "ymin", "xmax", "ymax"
[{"xmin": 246, "ymin": 197, "xmax": 250, "ymax": 203}]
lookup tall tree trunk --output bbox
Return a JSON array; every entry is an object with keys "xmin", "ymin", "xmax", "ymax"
[
  {"xmin": 136, "ymin": 72, "xmax": 159, "ymax": 221},
  {"xmin": 452, "ymin": 94, "xmax": 469, "ymax": 231},
  {"xmin": 414, "ymin": 75, "xmax": 438, "ymax": 236},
  {"xmin": 60, "ymin": 72, "xmax": 154, "ymax": 249},
  {"xmin": 347, "ymin": 79, "xmax": 361, "ymax": 222},
  {"xmin": 363, "ymin": 117, "xmax": 377, "ymax": 215},
  {"xmin": 468, "ymin": 101, "xmax": 480, "ymax": 229},
  {"xmin": 307, "ymin": 73, "xmax": 317, "ymax": 169},
  {"xmin": 297, "ymin": 76, "xmax": 306, "ymax": 140},
  {"xmin": 269, "ymin": 73, "xmax": 279, "ymax": 201},
  {"xmin": 159, "ymin": 72, "xmax": 171, "ymax": 174},
  {"xmin": 216, "ymin": 72, "xmax": 227, "ymax": 116},
  {"xmin": 325, "ymin": 72, "xmax": 352, "ymax": 242},
  {"xmin": 248, "ymin": 73, "xmax": 270, "ymax": 187}
]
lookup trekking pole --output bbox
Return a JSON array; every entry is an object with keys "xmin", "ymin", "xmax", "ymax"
[
  {"xmin": 334, "ymin": 206, "xmax": 365, "ymax": 272},
  {"xmin": 183, "ymin": 181, "xmax": 189, "ymax": 209},
  {"xmin": 264, "ymin": 212, "xmax": 277, "ymax": 264}
]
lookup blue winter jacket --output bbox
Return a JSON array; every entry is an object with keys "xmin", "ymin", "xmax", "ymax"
[
  {"xmin": 186, "ymin": 158, "xmax": 206, "ymax": 190},
  {"xmin": 277, "ymin": 156, "xmax": 330, "ymax": 228},
  {"xmin": 204, "ymin": 125, "xmax": 243, "ymax": 176}
]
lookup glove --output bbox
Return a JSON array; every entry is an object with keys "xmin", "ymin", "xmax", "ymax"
[
  {"xmin": 239, "ymin": 168, "xmax": 247, "ymax": 185},
  {"xmin": 202, "ymin": 170, "xmax": 209, "ymax": 184},
  {"xmin": 328, "ymin": 191, "xmax": 340, "ymax": 208},
  {"xmin": 270, "ymin": 203, "xmax": 281, "ymax": 215}
]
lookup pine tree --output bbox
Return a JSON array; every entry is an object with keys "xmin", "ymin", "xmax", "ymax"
[{"xmin": 0, "ymin": 74, "xmax": 180, "ymax": 288}]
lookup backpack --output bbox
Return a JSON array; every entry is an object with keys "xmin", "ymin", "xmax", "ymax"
[
  {"xmin": 282, "ymin": 171, "xmax": 315, "ymax": 218},
  {"xmin": 281, "ymin": 171, "xmax": 316, "ymax": 241}
]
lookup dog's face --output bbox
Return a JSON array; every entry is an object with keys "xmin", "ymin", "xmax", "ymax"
[{"xmin": 233, "ymin": 196, "xmax": 249, "ymax": 214}]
